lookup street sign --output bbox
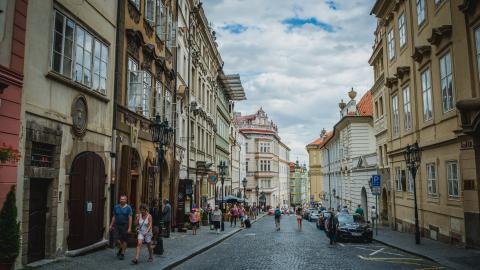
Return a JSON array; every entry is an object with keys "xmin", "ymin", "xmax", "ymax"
[
  {"xmin": 372, "ymin": 175, "xmax": 381, "ymax": 187},
  {"xmin": 208, "ymin": 172, "xmax": 218, "ymax": 184}
]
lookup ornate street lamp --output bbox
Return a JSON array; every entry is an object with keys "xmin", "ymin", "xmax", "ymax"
[
  {"xmin": 404, "ymin": 142, "xmax": 421, "ymax": 244},
  {"xmin": 218, "ymin": 161, "xmax": 227, "ymax": 231},
  {"xmin": 242, "ymin": 177, "xmax": 248, "ymax": 203},
  {"xmin": 150, "ymin": 114, "xmax": 174, "ymax": 255}
]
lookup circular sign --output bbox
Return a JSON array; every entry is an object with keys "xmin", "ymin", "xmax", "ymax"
[
  {"xmin": 71, "ymin": 96, "xmax": 88, "ymax": 137},
  {"xmin": 208, "ymin": 172, "xmax": 218, "ymax": 184}
]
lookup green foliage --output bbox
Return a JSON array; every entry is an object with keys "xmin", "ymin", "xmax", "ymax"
[
  {"xmin": 0, "ymin": 186, "xmax": 20, "ymax": 263},
  {"xmin": 201, "ymin": 210, "xmax": 208, "ymax": 221}
]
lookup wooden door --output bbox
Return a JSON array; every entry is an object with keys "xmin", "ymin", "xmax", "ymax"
[
  {"xmin": 68, "ymin": 152, "xmax": 105, "ymax": 250},
  {"xmin": 28, "ymin": 180, "xmax": 49, "ymax": 263}
]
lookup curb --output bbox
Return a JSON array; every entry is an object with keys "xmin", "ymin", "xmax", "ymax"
[
  {"xmin": 163, "ymin": 214, "xmax": 266, "ymax": 269},
  {"xmin": 372, "ymin": 239, "xmax": 436, "ymax": 263}
]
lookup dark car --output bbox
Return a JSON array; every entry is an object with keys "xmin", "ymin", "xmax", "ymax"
[
  {"xmin": 336, "ymin": 214, "xmax": 373, "ymax": 242},
  {"xmin": 316, "ymin": 211, "xmax": 330, "ymax": 230}
]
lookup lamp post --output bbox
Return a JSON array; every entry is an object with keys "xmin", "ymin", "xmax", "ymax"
[
  {"xmin": 404, "ymin": 142, "xmax": 421, "ymax": 245},
  {"xmin": 150, "ymin": 114, "xmax": 174, "ymax": 255},
  {"xmin": 242, "ymin": 177, "xmax": 248, "ymax": 203},
  {"xmin": 218, "ymin": 161, "xmax": 227, "ymax": 231}
]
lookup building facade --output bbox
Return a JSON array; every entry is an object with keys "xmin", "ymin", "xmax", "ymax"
[
  {"xmin": 0, "ymin": 0, "xmax": 26, "ymax": 207},
  {"xmin": 371, "ymin": 0, "xmax": 480, "ymax": 247},
  {"xmin": 306, "ymin": 136, "xmax": 326, "ymax": 204},
  {"xmin": 319, "ymin": 90, "xmax": 377, "ymax": 215},
  {"xmin": 289, "ymin": 161, "xmax": 308, "ymax": 205},
  {"xmin": 236, "ymin": 108, "xmax": 290, "ymax": 208},
  {"xmin": 17, "ymin": 0, "xmax": 117, "ymax": 265}
]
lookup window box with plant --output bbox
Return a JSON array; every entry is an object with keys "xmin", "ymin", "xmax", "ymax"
[{"xmin": 0, "ymin": 143, "xmax": 20, "ymax": 164}]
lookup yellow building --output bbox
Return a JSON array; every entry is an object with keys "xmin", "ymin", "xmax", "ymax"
[
  {"xmin": 306, "ymin": 133, "xmax": 326, "ymax": 203},
  {"xmin": 371, "ymin": 0, "xmax": 480, "ymax": 248}
]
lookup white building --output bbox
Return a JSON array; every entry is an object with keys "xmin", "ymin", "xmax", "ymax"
[{"xmin": 320, "ymin": 89, "xmax": 377, "ymax": 218}]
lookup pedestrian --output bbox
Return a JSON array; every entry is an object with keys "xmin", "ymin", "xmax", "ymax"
[
  {"xmin": 230, "ymin": 204, "xmax": 239, "ymax": 227},
  {"xmin": 239, "ymin": 205, "xmax": 246, "ymax": 227},
  {"xmin": 149, "ymin": 199, "xmax": 159, "ymax": 244},
  {"xmin": 162, "ymin": 199, "xmax": 171, "ymax": 238},
  {"xmin": 274, "ymin": 205, "xmax": 282, "ymax": 231},
  {"xmin": 206, "ymin": 204, "xmax": 213, "ymax": 229},
  {"xmin": 131, "ymin": 204, "xmax": 153, "ymax": 264},
  {"xmin": 355, "ymin": 204, "xmax": 364, "ymax": 217},
  {"xmin": 296, "ymin": 206, "xmax": 303, "ymax": 230},
  {"xmin": 371, "ymin": 206, "xmax": 377, "ymax": 228},
  {"xmin": 189, "ymin": 208, "xmax": 199, "ymax": 235},
  {"xmin": 212, "ymin": 205, "xmax": 222, "ymax": 234},
  {"xmin": 340, "ymin": 205, "xmax": 349, "ymax": 214},
  {"xmin": 251, "ymin": 205, "xmax": 257, "ymax": 220},
  {"xmin": 109, "ymin": 195, "xmax": 132, "ymax": 260},
  {"xmin": 326, "ymin": 212, "xmax": 338, "ymax": 245}
]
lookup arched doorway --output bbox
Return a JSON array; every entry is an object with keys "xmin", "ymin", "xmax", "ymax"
[
  {"xmin": 361, "ymin": 187, "xmax": 368, "ymax": 220},
  {"xmin": 68, "ymin": 152, "xmax": 105, "ymax": 250},
  {"xmin": 381, "ymin": 188, "xmax": 388, "ymax": 224},
  {"xmin": 119, "ymin": 146, "xmax": 140, "ymax": 209}
]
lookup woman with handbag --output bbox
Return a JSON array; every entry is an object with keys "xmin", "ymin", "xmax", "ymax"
[{"xmin": 132, "ymin": 204, "xmax": 153, "ymax": 264}]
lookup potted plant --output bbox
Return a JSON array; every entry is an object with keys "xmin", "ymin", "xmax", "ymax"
[
  {"xmin": 0, "ymin": 143, "xmax": 20, "ymax": 164},
  {"xmin": 201, "ymin": 210, "xmax": 208, "ymax": 226},
  {"xmin": 0, "ymin": 186, "xmax": 20, "ymax": 270}
]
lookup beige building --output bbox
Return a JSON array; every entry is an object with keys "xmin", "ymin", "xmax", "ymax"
[
  {"xmin": 306, "ymin": 136, "xmax": 326, "ymax": 203},
  {"xmin": 371, "ymin": 0, "xmax": 480, "ymax": 247},
  {"xmin": 17, "ymin": 0, "xmax": 117, "ymax": 265}
]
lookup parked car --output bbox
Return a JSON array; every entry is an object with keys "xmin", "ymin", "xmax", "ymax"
[
  {"xmin": 308, "ymin": 210, "xmax": 321, "ymax": 222},
  {"xmin": 303, "ymin": 208, "xmax": 316, "ymax": 219},
  {"xmin": 316, "ymin": 211, "xmax": 330, "ymax": 230},
  {"xmin": 336, "ymin": 213, "xmax": 373, "ymax": 243}
]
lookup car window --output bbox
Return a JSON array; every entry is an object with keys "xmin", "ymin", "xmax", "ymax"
[{"xmin": 337, "ymin": 214, "xmax": 354, "ymax": 224}]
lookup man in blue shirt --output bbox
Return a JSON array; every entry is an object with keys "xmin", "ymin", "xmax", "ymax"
[{"xmin": 109, "ymin": 195, "xmax": 132, "ymax": 260}]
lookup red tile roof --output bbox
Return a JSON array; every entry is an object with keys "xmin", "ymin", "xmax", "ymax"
[
  {"xmin": 306, "ymin": 131, "xmax": 333, "ymax": 148},
  {"xmin": 356, "ymin": 90, "xmax": 373, "ymax": 116}
]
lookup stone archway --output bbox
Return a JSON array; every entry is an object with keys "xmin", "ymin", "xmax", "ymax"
[{"xmin": 361, "ymin": 187, "xmax": 368, "ymax": 220}]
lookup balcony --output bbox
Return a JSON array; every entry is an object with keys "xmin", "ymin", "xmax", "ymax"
[{"xmin": 246, "ymin": 171, "xmax": 276, "ymax": 178}]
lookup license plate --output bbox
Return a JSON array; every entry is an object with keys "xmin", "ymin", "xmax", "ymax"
[{"xmin": 351, "ymin": 232, "xmax": 362, "ymax": 236}]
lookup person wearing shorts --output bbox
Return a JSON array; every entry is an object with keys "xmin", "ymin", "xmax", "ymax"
[
  {"xmin": 189, "ymin": 208, "xmax": 199, "ymax": 235},
  {"xmin": 132, "ymin": 204, "xmax": 153, "ymax": 264},
  {"xmin": 296, "ymin": 207, "xmax": 303, "ymax": 230},
  {"xmin": 212, "ymin": 205, "xmax": 222, "ymax": 234},
  {"xmin": 109, "ymin": 195, "xmax": 132, "ymax": 260}
]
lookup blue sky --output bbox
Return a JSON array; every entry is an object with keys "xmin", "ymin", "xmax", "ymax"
[{"xmin": 204, "ymin": 0, "xmax": 377, "ymax": 163}]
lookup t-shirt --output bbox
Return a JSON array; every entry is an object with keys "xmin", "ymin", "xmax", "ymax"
[
  {"xmin": 274, "ymin": 208, "xmax": 282, "ymax": 217},
  {"xmin": 114, "ymin": 204, "xmax": 132, "ymax": 225},
  {"xmin": 230, "ymin": 208, "xmax": 239, "ymax": 216},
  {"xmin": 355, "ymin": 208, "xmax": 364, "ymax": 216}
]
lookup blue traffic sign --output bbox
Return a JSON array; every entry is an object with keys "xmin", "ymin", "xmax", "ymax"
[{"xmin": 372, "ymin": 175, "xmax": 381, "ymax": 187}]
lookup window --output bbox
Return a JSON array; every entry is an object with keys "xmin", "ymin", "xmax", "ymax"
[
  {"xmin": 145, "ymin": 0, "xmax": 155, "ymax": 24},
  {"xmin": 403, "ymin": 86, "xmax": 412, "ymax": 130},
  {"xmin": 260, "ymin": 142, "xmax": 271, "ymax": 153},
  {"xmin": 130, "ymin": 0, "xmax": 140, "ymax": 10},
  {"xmin": 156, "ymin": 0, "xmax": 166, "ymax": 40},
  {"xmin": 395, "ymin": 167, "xmax": 402, "ymax": 191},
  {"xmin": 387, "ymin": 28, "xmax": 395, "ymax": 60},
  {"xmin": 259, "ymin": 160, "xmax": 271, "ymax": 171},
  {"xmin": 141, "ymin": 72, "xmax": 152, "ymax": 117},
  {"xmin": 407, "ymin": 170, "xmax": 414, "ymax": 193},
  {"xmin": 245, "ymin": 143, "xmax": 248, "ymax": 152},
  {"xmin": 374, "ymin": 100, "xmax": 379, "ymax": 119},
  {"xmin": 392, "ymin": 95, "xmax": 400, "ymax": 136},
  {"xmin": 421, "ymin": 68, "xmax": 433, "ymax": 121},
  {"xmin": 446, "ymin": 161, "xmax": 459, "ymax": 197},
  {"xmin": 165, "ymin": 90, "xmax": 172, "ymax": 122},
  {"xmin": 398, "ymin": 13, "xmax": 406, "ymax": 48},
  {"xmin": 416, "ymin": 0, "xmax": 425, "ymax": 26},
  {"xmin": 475, "ymin": 28, "xmax": 480, "ymax": 80},
  {"xmin": 155, "ymin": 80, "xmax": 163, "ymax": 118},
  {"xmin": 52, "ymin": 11, "xmax": 109, "ymax": 94},
  {"xmin": 127, "ymin": 58, "xmax": 150, "ymax": 116},
  {"xmin": 166, "ymin": 7, "xmax": 176, "ymax": 49},
  {"xmin": 52, "ymin": 11, "xmax": 74, "ymax": 77},
  {"xmin": 426, "ymin": 163, "xmax": 437, "ymax": 195},
  {"xmin": 439, "ymin": 52, "xmax": 454, "ymax": 112},
  {"xmin": 379, "ymin": 96, "xmax": 384, "ymax": 115},
  {"xmin": 246, "ymin": 160, "xmax": 249, "ymax": 172}
]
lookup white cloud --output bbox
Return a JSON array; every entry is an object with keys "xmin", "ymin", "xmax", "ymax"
[{"xmin": 203, "ymin": 0, "xmax": 377, "ymax": 163}]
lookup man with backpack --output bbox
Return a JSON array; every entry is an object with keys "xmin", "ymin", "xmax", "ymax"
[
  {"xmin": 326, "ymin": 211, "xmax": 338, "ymax": 246},
  {"xmin": 274, "ymin": 205, "xmax": 282, "ymax": 231}
]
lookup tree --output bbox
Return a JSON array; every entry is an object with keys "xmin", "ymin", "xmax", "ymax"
[{"xmin": 0, "ymin": 186, "xmax": 20, "ymax": 263}]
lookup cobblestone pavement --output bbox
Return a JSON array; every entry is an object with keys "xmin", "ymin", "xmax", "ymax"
[{"xmin": 174, "ymin": 215, "xmax": 445, "ymax": 270}]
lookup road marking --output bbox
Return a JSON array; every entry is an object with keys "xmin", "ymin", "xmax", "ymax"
[
  {"xmin": 369, "ymin": 248, "xmax": 385, "ymax": 256},
  {"xmin": 244, "ymin": 233, "xmax": 256, "ymax": 236},
  {"xmin": 355, "ymin": 247, "xmax": 403, "ymax": 256},
  {"xmin": 338, "ymin": 243, "xmax": 345, "ymax": 247},
  {"xmin": 415, "ymin": 266, "xmax": 445, "ymax": 270}
]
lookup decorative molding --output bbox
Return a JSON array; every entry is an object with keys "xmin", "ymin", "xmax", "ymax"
[
  {"xmin": 127, "ymin": 1, "xmax": 141, "ymax": 24},
  {"xmin": 126, "ymin": 29, "xmax": 144, "ymax": 58},
  {"xmin": 456, "ymin": 98, "xmax": 480, "ymax": 134},
  {"xmin": 394, "ymin": 66, "xmax": 410, "ymax": 80},
  {"xmin": 385, "ymin": 77, "xmax": 398, "ymax": 88},
  {"xmin": 412, "ymin": 45, "xmax": 431, "ymax": 63},
  {"xmin": 427, "ymin": 25, "xmax": 452, "ymax": 46},
  {"xmin": 458, "ymin": 0, "xmax": 477, "ymax": 14},
  {"xmin": 141, "ymin": 44, "xmax": 156, "ymax": 71},
  {"xmin": 144, "ymin": 20, "xmax": 154, "ymax": 38},
  {"xmin": 71, "ymin": 95, "xmax": 88, "ymax": 137}
]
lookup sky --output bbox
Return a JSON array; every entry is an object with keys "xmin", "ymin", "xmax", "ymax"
[{"xmin": 203, "ymin": 0, "xmax": 377, "ymax": 163}]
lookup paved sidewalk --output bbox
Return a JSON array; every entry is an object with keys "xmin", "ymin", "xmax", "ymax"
[
  {"xmin": 35, "ymin": 214, "xmax": 266, "ymax": 270},
  {"xmin": 374, "ymin": 226, "xmax": 480, "ymax": 270}
]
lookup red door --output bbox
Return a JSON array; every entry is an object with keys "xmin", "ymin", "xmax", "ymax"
[{"xmin": 68, "ymin": 152, "xmax": 106, "ymax": 250}]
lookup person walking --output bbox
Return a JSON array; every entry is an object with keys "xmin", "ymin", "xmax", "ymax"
[
  {"xmin": 109, "ymin": 195, "xmax": 132, "ymax": 260},
  {"xmin": 371, "ymin": 206, "xmax": 377, "ymax": 230},
  {"xmin": 149, "ymin": 199, "xmax": 159, "ymax": 244},
  {"xmin": 296, "ymin": 207, "xmax": 303, "ymax": 230},
  {"xmin": 355, "ymin": 204, "xmax": 364, "ymax": 217},
  {"xmin": 239, "ymin": 205, "xmax": 246, "ymax": 227},
  {"xmin": 162, "ymin": 199, "xmax": 172, "ymax": 238},
  {"xmin": 131, "ymin": 204, "xmax": 153, "ymax": 264},
  {"xmin": 326, "ymin": 212, "xmax": 338, "ymax": 246},
  {"xmin": 212, "ymin": 205, "xmax": 222, "ymax": 234},
  {"xmin": 274, "ymin": 205, "xmax": 282, "ymax": 231},
  {"xmin": 230, "ymin": 204, "xmax": 239, "ymax": 227},
  {"xmin": 340, "ymin": 205, "xmax": 349, "ymax": 214},
  {"xmin": 189, "ymin": 208, "xmax": 199, "ymax": 235}
]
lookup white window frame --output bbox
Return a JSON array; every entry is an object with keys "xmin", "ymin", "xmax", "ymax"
[
  {"xmin": 407, "ymin": 170, "xmax": 414, "ymax": 193},
  {"xmin": 403, "ymin": 86, "xmax": 412, "ymax": 131},
  {"xmin": 155, "ymin": 80, "xmax": 163, "ymax": 118},
  {"xmin": 421, "ymin": 68, "xmax": 433, "ymax": 121},
  {"xmin": 51, "ymin": 11, "xmax": 74, "ymax": 78},
  {"xmin": 426, "ymin": 163, "xmax": 437, "ymax": 195},
  {"xmin": 416, "ymin": 0, "xmax": 426, "ymax": 26},
  {"xmin": 392, "ymin": 95, "xmax": 400, "ymax": 137},
  {"xmin": 387, "ymin": 28, "xmax": 395, "ymax": 60},
  {"xmin": 141, "ymin": 71, "xmax": 152, "ymax": 118},
  {"xmin": 439, "ymin": 52, "xmax": 455, "ymax": 113},
  {"xmin": 398, "ymin": 12, "xmax": 406, "ymax": 48},
  {"xmin": 446, "ymin": 161, "xmax": 459, "ymax": 197}
]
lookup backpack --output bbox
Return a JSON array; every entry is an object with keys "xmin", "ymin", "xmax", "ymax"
[{"xmin": 274, "ymin": 209, "xmax": 282, "ymax": 217}]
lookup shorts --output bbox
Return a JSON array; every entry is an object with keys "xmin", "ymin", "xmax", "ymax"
[
  {"xmin": 114, "ymin": 224, "xmax": 128, "ymax": 242},
  {"xmin": 137, "ymin": 231, "xmax": 153, "ymax": 243},
  {"xmin": 213, "ymin": 221, "xmax": 220, "ymax": 229},
  {"xmin": 191, "ymin": 222, "xmax": 198, "ymax": 228}
]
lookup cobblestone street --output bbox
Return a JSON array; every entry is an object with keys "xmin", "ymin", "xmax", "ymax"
[{"xmin": 175, "ymin": 215, "xmax": 443, "ymax": 270}]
